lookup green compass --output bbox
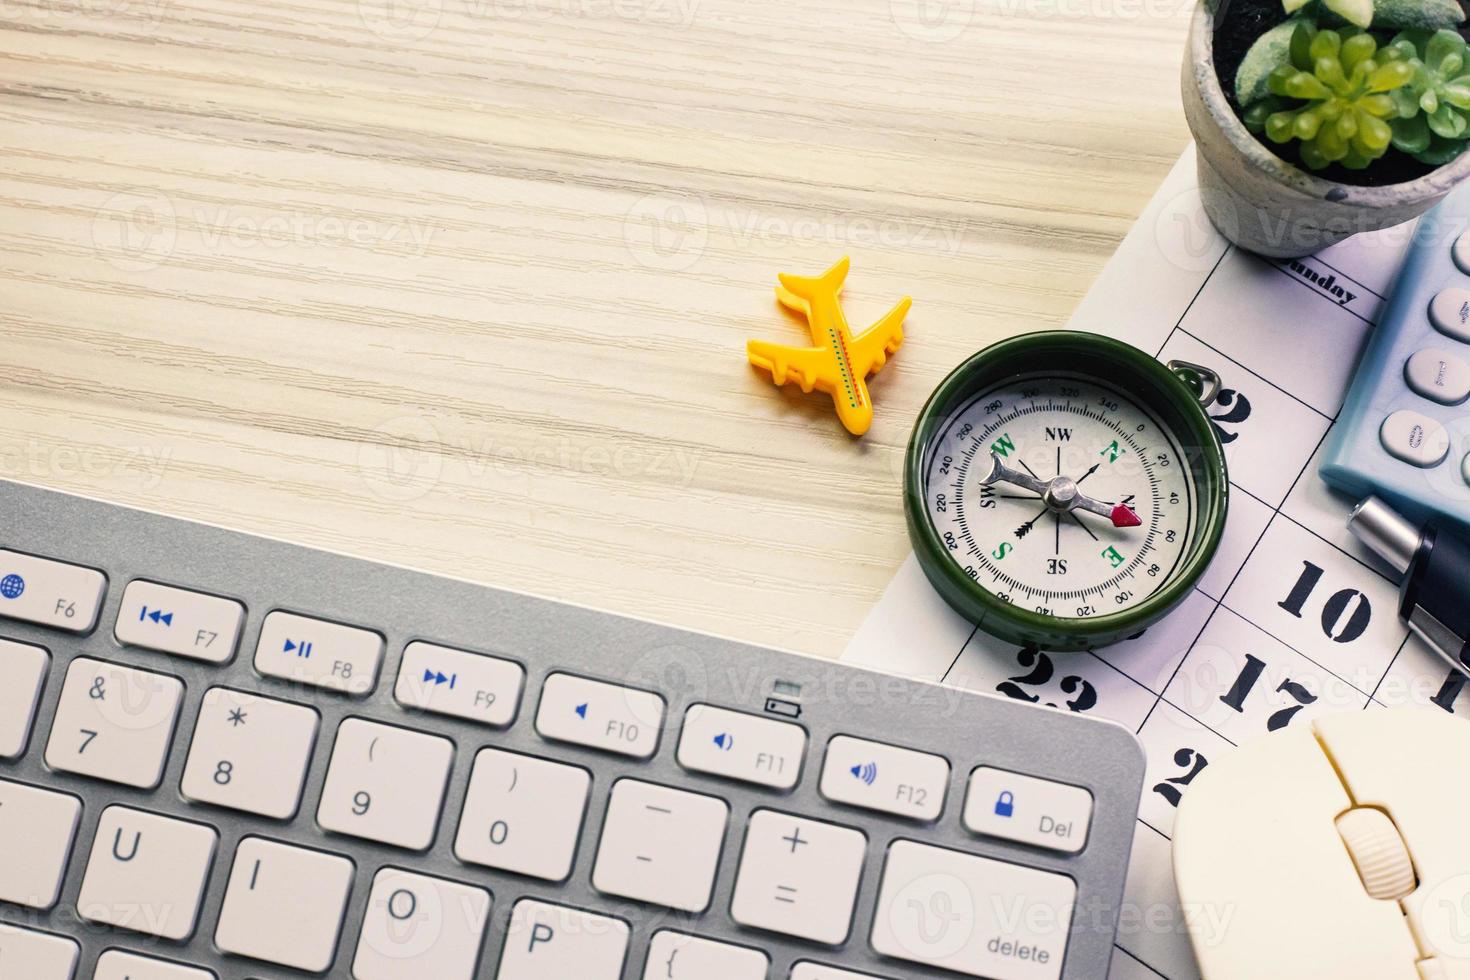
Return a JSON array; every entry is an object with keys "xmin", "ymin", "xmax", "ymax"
[{"xmin": 905, "ymin": 331, "xmax": 1229, "ymax": 651}]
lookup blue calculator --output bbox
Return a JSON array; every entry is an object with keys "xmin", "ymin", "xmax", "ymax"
[{"xmin": 1321, "ymin": 185, "xmax": 1470, "ymax": 530}]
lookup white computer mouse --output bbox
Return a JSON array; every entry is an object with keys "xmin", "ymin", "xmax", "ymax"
[{"xmin": 1174, "ymin": 707, "xmax": 1470, "ymax": 979}]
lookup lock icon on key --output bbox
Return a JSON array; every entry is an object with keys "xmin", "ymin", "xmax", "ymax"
[{"xmin": 994, "ymin": 791, "xmax": 1015, "ymax": 818}]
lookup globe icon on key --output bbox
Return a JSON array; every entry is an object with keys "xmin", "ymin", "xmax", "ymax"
[{"xmin": 0, "ymin": 574, "xmax": 24, "ymax": 600}]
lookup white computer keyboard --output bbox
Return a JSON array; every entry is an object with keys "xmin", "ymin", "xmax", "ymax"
[{"xmin": 0, "ymin": 479, "xmax": 1144, "ymax": 979}]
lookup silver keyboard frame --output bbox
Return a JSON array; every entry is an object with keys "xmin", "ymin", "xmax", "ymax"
[{"xmin": 0, "ymin": 479, "xmax": 1145, "ymax": 979}]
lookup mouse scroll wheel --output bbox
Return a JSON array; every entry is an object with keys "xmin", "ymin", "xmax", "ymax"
[{"xmin": 1336, "ymin": 807, "xmax": 1417, "ymax": 901}]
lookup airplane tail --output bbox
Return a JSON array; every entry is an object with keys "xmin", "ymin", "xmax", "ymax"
[{"xmin": 777, "ymin": 256, "xmax": 850, "ymax": 303}]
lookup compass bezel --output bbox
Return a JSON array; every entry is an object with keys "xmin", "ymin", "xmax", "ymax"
[{"xmin": 904, "ymin": 331, "xmax": 1229, "ymax": 651}]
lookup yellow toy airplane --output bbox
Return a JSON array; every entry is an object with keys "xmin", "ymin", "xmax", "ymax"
[{"xmin": 747, "ymin": 257, "xmax": 910, "ymax": 436}]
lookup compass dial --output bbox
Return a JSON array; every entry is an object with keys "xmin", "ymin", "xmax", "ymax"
[{"xmin": 921, "ymin": 372, "xmax": 1197, "ymax": 619}]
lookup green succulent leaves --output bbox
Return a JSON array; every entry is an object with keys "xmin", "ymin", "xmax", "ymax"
[
  {"xmin": 1385, "ymin": 29, "xmax": 1470, "ymax": 164},
  {"xmin": 1246, "ymin": 26, "xmax": 1413, "ymax": 169},
  {"xmin": 1238, "ymin": 16, "xmax": 1470, "ymax": 172},
  {"xmin": 1280, "ymin": 0, "xmax": 1464, "ymax": 31}
]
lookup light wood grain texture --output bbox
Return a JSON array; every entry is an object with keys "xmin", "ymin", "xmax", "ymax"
[{"xmin": 0, "ymin": 0, "xmax": 1195, "ymax": 659}]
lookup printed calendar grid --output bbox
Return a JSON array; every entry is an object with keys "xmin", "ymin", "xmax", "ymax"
[
  {"xmin": 937, "ymin": 247, "xmax": 1458, "ymax": 978},
  {"xmin": 844, "ymin": 149, "xmax": 1467, "ymax": 979}
]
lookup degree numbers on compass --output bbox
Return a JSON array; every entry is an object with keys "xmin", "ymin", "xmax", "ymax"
[{"xmin": 923, "ymin": 376, "xmax": 1198, "ymax": 620}]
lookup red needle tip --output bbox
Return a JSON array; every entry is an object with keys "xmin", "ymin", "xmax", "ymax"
[{"xmin": 1111, "ymin": 504, "xmax": 1142, "ymax": 528}]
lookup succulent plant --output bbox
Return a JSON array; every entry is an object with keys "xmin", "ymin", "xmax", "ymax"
[
  {"xmin": 1383, "ymin": 29, "xmax": 1470, "ymax": 164},
  {"xmin": 1245, "ymin": 25, "xmax": 1416, "ymax": 170},
  {"xmin": 1282, "ymin": 0, "xmax": 1464, "ymax": 32}
]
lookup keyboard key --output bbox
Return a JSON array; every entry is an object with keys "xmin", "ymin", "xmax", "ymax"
[
  {"xmin": 254, "ymin": 610, "xmax": 383, "ymax": 695},
  {"xmin": 870, "ymin": 840, "xmax": 1075, "ymax": 979},
  {"xmin": 94, "ymin": 950, "xmax": 216, "ymax": 980},
  {"xmin": 1381, "ymin": 410, "xmax": 1450, "ymax": 468},
  {"xmin": 791, "ymin": 965, "xmax": 889, "ymax": 980},
  {"xmin": 964, "ymin": 767, "xmax": 1094, "ymax": 854},
  {"xmin": 114, "ymin": 580, "xmax": 244, "ymax": 663},
  {"xmin": 819, "ymin": 735, "xmax": 949, "ymax": 821},
  {"xmin": 536, "ymin": 673, "xmax": 664, "ymax": 759},
  {"xmin": 395, "ymin": 641, "xmax": 523, "ymax": 727},
  {"xmin": 0, "ymin": 638, "xmax": 48, "ymax": 758},
  {"xmin": 643, "ymin": 931, "xmax": 768, "ymax": 980},
  {"xmin": 45, "ymin": 658, "xmax": 183, "ymax": 788},
  {"xmin": 0, "ymin": 779, "xmax": 80, "ymax": 909},
  {"xmin": 1406, "ymin": 348, "xmax": 1470, "ymax": 405},
  {"xmin": 317, "ymin": 718, "xmax": 453, "ymax": 850},
  {"xmin": 1431, "ymin": 283, "xmax": 1470, "ymax": 339},
  {"xmin": 77, "ymin": 806, "xmax": 218, "ymax": 940},
  {"xmin": 456, "ymin": 748, "xmax": 590, "ymax": 882},
  {"xmin": 0, "ymin": 550, "xmax": 105, "ymax": 633},
  {"xmin": 677, "ymin": 703, "xmax": 806, "ymax": 789},
  {"xmin": 181, "ymin": 688, "xmax": 319, "ymax": 819},
  {"xmin": 353, "ymin": 868, "xmax": 492, "ymax": 980},
  {"xmin": 730, "ymin": 809, "xmax": 867, "ymax": 945},
  {"xmin": 496, "ymin": 899, "xmax": 628, "ymax": 979},
  {"xmin": 592, "ymin": 779, "xmax": 728, "ymax": 912},
  {"xmin": 0, "ymin": 924, "xmax": 78, "ymax": 979},
  {"xmin": 214, "ymin": 837, "xmax": 354, "ymax": 972}
]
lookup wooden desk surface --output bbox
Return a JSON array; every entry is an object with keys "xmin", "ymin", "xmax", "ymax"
[{"xmin": 0, "ymin": 0, "xmax": 1194, "ymax": 659}]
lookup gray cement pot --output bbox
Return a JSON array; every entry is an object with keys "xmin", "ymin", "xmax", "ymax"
[{"xmin": 1182, "ymin": 1, "xmax": 1470, "ymax": 258}]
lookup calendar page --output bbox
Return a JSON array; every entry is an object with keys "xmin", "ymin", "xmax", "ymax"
[{"xmin": 843, "ymin": 146, "xmax": 1469, "ymax": 979}]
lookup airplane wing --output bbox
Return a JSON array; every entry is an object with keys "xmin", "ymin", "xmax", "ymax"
[
  {"xmin": 848, "ymin": 296, "xmax": 911, "ymax": 377},
  {"xmin": 747, "ymin": 339, "xmax": 834, "ymax": 394}
]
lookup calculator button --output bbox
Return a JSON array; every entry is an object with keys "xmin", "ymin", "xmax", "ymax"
[
  {"xmin": 677, "ymin": 703, "xmax": 806, "ymax": 789},
  {"xmin": 94, "ymin": 950, "xmax": 216, "ymax": 980},
  {"xmin": 496, "ymin": 899, "xmax": 629, "ymax": 979},
  {"xmin": 963, "ymin": 767, "xmax": 1094, "ymax": 854},
  {"xmin": 115, "ymin": 580, "xmax": 244, "ymax": 663},
  {"xmin": 0, "ymin": 779, "xmax": 80, "ymax": 909},
  {"xmin": 0, "ymin": 925, "xmax": 78, "ymax": 979},
  {"xmin": 0, "ymin": 638, "xmax": 48, "ymax": 758},
  {"xmin": 254, "ymin": 610, "xmax": 383, "ymax": 695},
  {"xmin": 819, "ymin": 735, "xmax": 949, "ymax": 821},
  {"xmin": 730, "ymin": 809, "xmax": 867, "ymax": 945},
  {"xmin": 456, "ymin": 747, "xmax": 591, "ymax": 881},
  {"xmin": 214, "ymin": 837, "xmax": 354, "ymax": 972},
  {"xmin": 643, "ymin": 931, "xmax": 768, "ymax": 980},
  {"xmin": 395, "ymin": 640, "xmax": 523, "ymax": 727},
  {"xmin": 353, "ymin": 868, "xmax": 492, "ymax": 980},
  {"xmin": 791, "ymin": 965, "xmax": 888, "ymax": 980},
  {"xmin": 0, "ymin": 550, "xmax": 105, "ymax": 633},
  {"xmin": 317, "ymin": 718, "xmax": 454, "ymax": 851},
  {"xmin": 536, "ymin": 673, "xmax": 665, "ymax": 759},
  {"xmin": 45, "ymin": 658, "xmax": 183, "ymax": 789},
  {"xmin": 592, "ymin": 779, "xmax": 728, "ymax": 912},
  {"xmin": 1452, "ymin": 236, "xmax": 1470, "ymax": 279},
  {"xmin": 1431, "ymin": 284, "xmax": 1470, "ymax": 341},
  {"xmin": 181, "ymin": 688, "xmax": 319, "ymax": 819},
  {"xmin": 77, "ymin": 806, "xmax": 218, "ymax": 940},
  {"xmin": 1405, "ymin": 348, "xmax": 1470, "ymax": 405},
  {"xmin": 1381, "ymin": 410, "xmax": 1451, "ymax": 468},
  {"xmin": 870, "ymin": 840, "xmax": 1075, "ymax": 980}
]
